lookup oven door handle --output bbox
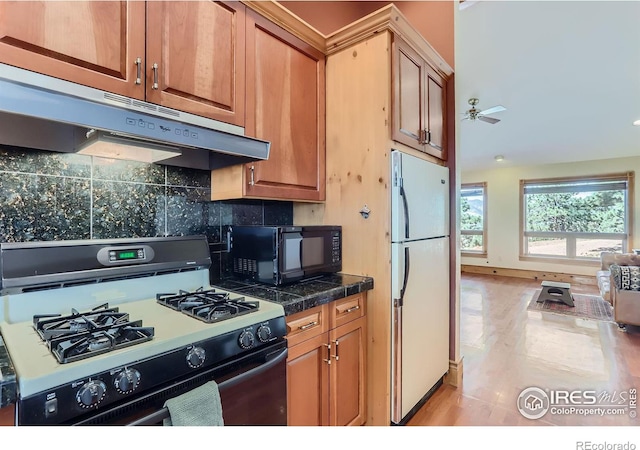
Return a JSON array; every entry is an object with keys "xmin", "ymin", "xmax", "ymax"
[{"xmin": 126, "ymin": 347, "xmax": 288, "ymax": 426}]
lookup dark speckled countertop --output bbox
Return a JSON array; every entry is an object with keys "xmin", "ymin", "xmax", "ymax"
[
  {"xmin": 0, "ymin": 335, "xmax": 17, "ymax": 409},
  {"xmin": 213, "ymin": 273, "xmax": 374, "ymax": 316}
]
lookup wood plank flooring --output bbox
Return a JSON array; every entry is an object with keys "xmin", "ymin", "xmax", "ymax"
[{"xmin": 407, "ymin": 273, "xmax": 640, "ymax": 426}]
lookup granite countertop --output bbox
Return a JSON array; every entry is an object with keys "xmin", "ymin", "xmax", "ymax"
[
  {"xmin": 213, "ymin": 273, "xmax": 374, "ymax": 316},
  {"xmin": 0, "ymin": 335, "xmax": 17, "ymax": 409}
]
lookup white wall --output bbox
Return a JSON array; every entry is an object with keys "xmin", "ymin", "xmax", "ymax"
[{"xmin": 461, "ymin": 156, "xmax": 640, "ymax": 277}]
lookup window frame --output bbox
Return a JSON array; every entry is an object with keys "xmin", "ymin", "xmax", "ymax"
[
  {"xmin": 519, "ymin": 172, "xmax": 634, "ymax": 264},
  {"xmin": 460, "ymin": 182, "xmax": 487, "ymax": 257}
]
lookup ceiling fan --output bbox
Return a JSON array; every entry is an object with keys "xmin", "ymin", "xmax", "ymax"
[{"xmin": 462, "ymin": 98, "xmax": 506, "ymax": 124}]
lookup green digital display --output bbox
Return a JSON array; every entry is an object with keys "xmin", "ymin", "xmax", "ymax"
[{"xmin": 117, "ymin": 250, "xmax": 138, "ymax": 260}]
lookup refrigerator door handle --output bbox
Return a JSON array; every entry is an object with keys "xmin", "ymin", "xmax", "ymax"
[
  {"xmin": 400, "ymin": 185, "xmax": 410, "ymax": 240},
  {"xmin": 399, "ymin": 246, "xmax": 410, "ymax": 306}
]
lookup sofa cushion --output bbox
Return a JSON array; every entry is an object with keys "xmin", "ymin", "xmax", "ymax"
[
  {"xmin": 610, "ymin": 264, "xmax": 640, "ymax": 291},
  {"xmin": 600, "ymin": 252, "xmax": 640, "ymax": 270}
]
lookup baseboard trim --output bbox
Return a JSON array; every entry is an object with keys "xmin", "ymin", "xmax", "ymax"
[
  {"xmin": 461, "ymin": 265, "xmax": 597, "ymax": 286},
  {"xmin": 445, "ymin": 357, "xmax": 463, "ymax": 387}
]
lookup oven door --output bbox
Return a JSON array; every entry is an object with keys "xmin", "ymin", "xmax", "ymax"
[{"xmin": 73, "ymin": 341, "xmax": 287, "ymax": 426}]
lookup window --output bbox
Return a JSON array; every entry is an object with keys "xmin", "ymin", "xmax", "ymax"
[
  {"xmin": 461, "ymin": 182, "xmax": 487, "ymax": 256},
  {"xmin": 520, "ymin": 173, "xmax": 633, "ymax": 262}
]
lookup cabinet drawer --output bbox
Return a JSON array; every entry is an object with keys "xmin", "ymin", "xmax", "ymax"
[
  {"xmin": 330, "ymin": 294, "xmax": 365, "ymax": 329},
  {"xmin": 286, "ymin": 305, "xmax": 329, "ymax": 347}
]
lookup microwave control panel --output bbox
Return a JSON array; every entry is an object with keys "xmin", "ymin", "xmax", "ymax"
[{"xmin": 331, "ymin": 232, "xmax": 341, "ymax": 263}]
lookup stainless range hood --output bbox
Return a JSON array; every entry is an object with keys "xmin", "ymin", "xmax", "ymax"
[{"xmin": 0, "ymin": 63, "xmax": 270, "ymax": 170}]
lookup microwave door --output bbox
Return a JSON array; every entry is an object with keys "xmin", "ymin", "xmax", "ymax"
[{"xmin": 280, "ymin": 232, "xmax": 304, "ymax": 283}]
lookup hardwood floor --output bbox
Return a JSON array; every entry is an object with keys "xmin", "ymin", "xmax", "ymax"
[{"xmin": 407, "ymin": 273, "xmax": 640, "ymax": 426}]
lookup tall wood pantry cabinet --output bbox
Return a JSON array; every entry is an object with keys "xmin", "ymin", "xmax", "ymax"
[
  {"xmin": 294, "ymin": 5, "xmax": 454, "ymax": 425},
  {"xmin": 286, "ymin": 294, "xmax": 367, "ymax": 426},
  {"xmin": 0, "ymin": 1, "xmax": 246, "ymax": 125}
]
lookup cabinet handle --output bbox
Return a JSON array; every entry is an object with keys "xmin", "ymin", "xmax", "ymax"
[
  {"xmin": 419, "ymin": 129, "xmax": 428, "ymax": 145},
  {"xmin": 425, "ymin": 129, "xmax": 431, "ymax": 145},
  {"xmin": 152, "ymin": 63, "xmax": 159, "ymax": 90},
  {"xmin": 249, "ymin": 166, "xmax": 255, "ymax": 186},
  {"xmin": 323, "ymin": 343, "xmax": 331, "ymax": 365},
  {"xmin": 332, "ymin": 339, "xmax": 340, "ymax": 361},
  {"xmin": 134, "ymin": 57, "xmax": 142, "ymax": 85},
  {"xmin": 344, "ymin": 305, "xmax": 360, "ymax": 314},
  {"xmin": 298, "ymin": 321, "xmax": 318, "ymax": 331}
]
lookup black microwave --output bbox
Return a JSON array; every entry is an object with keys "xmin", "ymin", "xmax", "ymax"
[{"xmin": 230, "ymin": 225, "xmax": 342, "ymax": 285}]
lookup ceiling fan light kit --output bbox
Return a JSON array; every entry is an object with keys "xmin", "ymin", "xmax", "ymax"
[{"xmin": 463, "ymin": 97, "xmax": 506, "ymax": 124}]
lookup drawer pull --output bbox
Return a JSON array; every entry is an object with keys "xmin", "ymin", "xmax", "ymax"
[
  {"xmin": 344, "ymin": 305, "xmax": 360, "ymax": 314},
  {"xmin": 298, "ymin": 321, "xmax": 318, "ymax": 331}
]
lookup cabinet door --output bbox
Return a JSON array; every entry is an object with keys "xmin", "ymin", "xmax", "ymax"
[
  {"xmin": 146, "ymin": 1, "xmax": 245, "ymax": 125},
  {"xmin": 392, "ymin": 37, "xmax": 425, "ymax": 152},
  {"xmin": 330, "ymin": 315, "xmax": 367, "ymax": 426},
  {"xmin": 425, "ymin": 65, "xmax": 446, "ymax": 160},
  {"xmin": 0, "ymin": 1, "xmax": 145, "ymax": 99},
  {"xmin": 244, "ymin": 9, "xmax": 326, "ymax": 201},
  {"xmin": 286, "ymin": 333, "xmax": 330, "ymax": 426}
]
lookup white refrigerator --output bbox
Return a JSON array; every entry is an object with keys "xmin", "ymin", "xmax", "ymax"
[{"xmin": 390, "ymin": 149, "xmax": 450, "ymax": 425}]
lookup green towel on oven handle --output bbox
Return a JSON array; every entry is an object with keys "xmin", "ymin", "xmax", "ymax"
[{"xmin": 163, "ymin": 381, "xmax": 224, "ymax": 426}]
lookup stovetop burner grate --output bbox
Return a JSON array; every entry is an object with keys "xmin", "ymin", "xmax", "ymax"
[
  {"xmin": 156, "ymin": 287, "xmax": 259, "ymax": 323},
  {"xmin": 33, "ymin": 303, "xmax": 154, "ymax": 364}
]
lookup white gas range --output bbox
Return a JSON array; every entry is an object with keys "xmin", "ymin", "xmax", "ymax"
[{"xmin": 0, "ymin": 236, "xmax": 287, "ymax": 425}]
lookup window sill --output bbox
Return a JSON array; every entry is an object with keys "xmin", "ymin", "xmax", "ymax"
[
  {"xmin": 519, "ymin": 255, "xmax": 600, "ymax": 266},
  {"xmin": 462, "ymin": 251, "xmax": 487, "ymax": 258}
]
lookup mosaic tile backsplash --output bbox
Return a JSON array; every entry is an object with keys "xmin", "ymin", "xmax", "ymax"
[{"xmin": 0, "ymin": 146, "xmax": 293, "ymax": 281}]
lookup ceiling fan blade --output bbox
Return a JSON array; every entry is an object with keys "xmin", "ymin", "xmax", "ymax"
[
  {"xmin": 478, "ymin": 105, "xmax": 506, "ymax": 116},
  {"xmin": 478, "ymin": 116, "xmax": 500, "ymax": 124}
]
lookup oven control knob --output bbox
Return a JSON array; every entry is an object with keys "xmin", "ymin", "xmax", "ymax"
[
  {"xmin": 114, "ymin": 368, "xmax": 141, "ymax": 394},
  {"xmin": 76, "ymin": 380, "xmax": 107, "ymax": 408},
  {"xmin": 256, "ymin": 325, "xmax": 272, "ymax": 343},
  {"xmin": 186, "ymin": 346, "xmax": 206, "ymax": 368},
  {"xmin": 238, "ymin": 330, "xmax": 255, "ymax": 349}
]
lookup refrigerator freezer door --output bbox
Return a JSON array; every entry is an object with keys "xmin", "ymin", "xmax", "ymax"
[
  {"xmin": 391, "ymin": 150, "xmax": 449, "ymax": 242},
  {"xmin": 390, "ymin": 237, "xmax": 450, "ymax": 424}
]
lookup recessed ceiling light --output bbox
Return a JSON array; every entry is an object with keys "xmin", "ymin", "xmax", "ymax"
[
  {"xmin": 634, "ymin": 119, "xmax": 640, "ymax": 126},
  {"xmin": 494, "ymin": 155, "xmax": 504, "ymax": 162}
]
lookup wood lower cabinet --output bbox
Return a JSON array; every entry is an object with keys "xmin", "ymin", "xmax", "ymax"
[
  {"xmin": 286, "ymin": 294, "xmax": 366, "ymax": 426},
  {"xmin": 0, "ymin": 1, "xmax": 246, "ymax": 125},
  {"xmin": 211, "ymin": 9, "xmax": 326, "ymax": 202},
  {"xmin": 392, "ymin": 36, "xmax": 446, "ymax": 160},
  {"xmin": 0, "ymin": 404, "xmax": 15, "ymax": 426}
]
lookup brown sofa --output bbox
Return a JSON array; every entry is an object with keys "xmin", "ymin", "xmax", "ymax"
[{"xmin": 599, "ymin": 252, "xmax": 640, "ymax": 328}]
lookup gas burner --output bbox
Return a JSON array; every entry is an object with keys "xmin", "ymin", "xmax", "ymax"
[
  {"xmin": 157, "ymin": 288, "xmax": 259, "ymax": 323},
  {"xmin": 33, "ymin": 303, "xmax": 154, "ymax": 364}
]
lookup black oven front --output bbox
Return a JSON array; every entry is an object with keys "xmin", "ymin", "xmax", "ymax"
[
  {"xmin": 71, "ymin": 341, "xmax": 285, "ymax": 426},
  {"xmin": 17, "ymin": 336, "xmax": 287, "ymax": 426}
]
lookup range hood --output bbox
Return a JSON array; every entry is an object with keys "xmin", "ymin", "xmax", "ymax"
[{"xmin": 0, "ymin": 63, "xmax": 270, "ymax": 170}]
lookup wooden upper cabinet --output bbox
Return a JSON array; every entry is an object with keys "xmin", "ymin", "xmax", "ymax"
[
  {"xmin": 0, "ymin": 1, "xmax": 145, "ymax": 99},
  {"xmin": 241, "ymin": 8, "xmax": 326, "ymax": 201},
  {"xmin": 146, "ymin": 1, "xmax": 245, "ymax": 126},
  {"xmin": 392, "ymin": 36, "xmax": 447, "ymax": 160}
]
